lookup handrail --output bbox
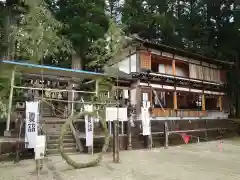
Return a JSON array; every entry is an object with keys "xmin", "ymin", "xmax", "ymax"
[{"xmin": 69, "ymin": 120, "xmax": 84, "ymax": 152}]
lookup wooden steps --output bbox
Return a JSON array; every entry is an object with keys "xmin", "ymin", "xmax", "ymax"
[{"xmin": 44, "ymin": 117, "xmax": 78, "ymax": 155}]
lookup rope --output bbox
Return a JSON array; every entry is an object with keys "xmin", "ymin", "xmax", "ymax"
[{"xmin": 59, "ymin": 111, "xmax": 110, "ymax": 169}]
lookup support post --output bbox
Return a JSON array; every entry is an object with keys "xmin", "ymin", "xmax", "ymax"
[
  {"xmin": 112, "ymin": 120, "xmax": 116, "ymax": 162},
  {"xmin": 202, "ymin": 94, "xmax": 206, "ymax": 111},
  {"xmin": 219, "ymin": 96, "xmax": 223, "ymax": 111},
  {"xmin": 95, "ymin": 79, "xmax": 99, "ymax": 96},
  {"xmin": 164, "ymin": 121, "xmax": 169, "ymax": 148},
  {"xmin": 147, "ymin": 111, "xmax": 152, "ymax": 149},
  {"xmin": 112, "ymin": 119, "xmax": 120, "ymax": 162},
  {"xmin": 135, "ymin": 81, "xmax": 141, "ymax": 117},
  {"xmin": 172, "ymin": 59, "xmax": 176, "ymax": 76},
  {"xmin": 173, "ymin": 91, "xmax": 177, "ymax": 110},
  {"xmin": 127, "ymin": 115, "xmax": 132, "ymax": 150},
  {"xmin": 116, "ymin": 119, "xmax": 120, "ymax": 163},
  {"xmin": 5, "ymin": 69, "xmax": 15, "ymax": 136},
  {"xmin": 71, "ymin": 90, "xmax": 75, "ymax": 115}
]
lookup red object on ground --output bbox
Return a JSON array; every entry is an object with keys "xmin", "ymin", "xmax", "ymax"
[
  {"xmin": 181, "ymin": 133, "xmax": 191, "ymax": 144},
  {"xmin": 218, "ymin": 141, "xmax": 223, "ymax": 152}
]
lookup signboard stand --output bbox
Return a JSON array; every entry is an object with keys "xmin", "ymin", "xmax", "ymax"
[
  {"xmin": 106, "ymin": 107, "xmax": 127, "ymax": 163},
  {"xmin": 112, "ymin": 117, "xmax": 120, "ymax": 163},
  {"xmin": 141, "ymin": 101, "xmax": 152, "ymax": 149},
  {"xmin": 25, "ymin": 101, "xmax": 46, "ymax": 178},
  {"xmin": 84, "ymin": 105, "xmax": 94, "ymax": 155}
]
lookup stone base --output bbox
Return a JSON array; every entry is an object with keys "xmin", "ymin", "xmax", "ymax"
[{"xmin": 4, "ymin": 130, "xmax": 11, "ymax": 137}]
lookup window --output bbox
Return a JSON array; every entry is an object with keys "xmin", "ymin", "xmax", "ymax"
[{"xmin": 158, "ymin": 64, "xmax": 165, "ymax": 73}]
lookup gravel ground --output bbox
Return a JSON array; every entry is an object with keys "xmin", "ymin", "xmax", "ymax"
[{"xmin": 1, "ymin": 138, "xmax": 240, "ymax": 180}]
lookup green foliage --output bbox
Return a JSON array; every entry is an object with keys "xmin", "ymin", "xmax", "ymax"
[
  {"xmin": 52, "ymin": 0, "xmax": 109, "ymax": 68},
  {"xmin": 87, "ymin": 19, "xmax": 125, "ymax": 68},
  {"xmin": 11, "ymin": 0, "xmax": 72, "ymax": 62}
]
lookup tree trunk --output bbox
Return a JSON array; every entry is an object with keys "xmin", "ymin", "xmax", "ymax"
[
  {"xmin": 68, "ymin": 52, "xmax": 83, "ymax": 115},
  {"xmin": 71, "ymin": 52, "xmax": 83, "ymax": 70},
  {"xmin": 4, "ymin": 1, "xmax": 16, "ymax": 59}
]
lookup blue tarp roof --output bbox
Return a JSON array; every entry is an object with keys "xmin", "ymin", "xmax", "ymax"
[{"xmin": 0, "ymin": 60, "xmax": 106, "ymax": 79}]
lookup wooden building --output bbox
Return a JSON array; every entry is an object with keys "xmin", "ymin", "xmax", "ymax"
[
  {"xmin": 110, "ymin": 36, "xmax": 234, "ymax": 120},
  {"xmin": 108, "ymin": 36, "xmax": 237, "ymax": 149}
]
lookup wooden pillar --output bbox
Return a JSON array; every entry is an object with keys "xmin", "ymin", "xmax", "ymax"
[
  {"xmin": 5, "ymin": 69, "xmax": 15, "ymax": 136},
  {"xmin": 164, "ymin": 121, "xmax": 169, "ymax": 148},
  {"xmin": 147, "ymin": 120, "xmax": 152, "ymax": 149},
  {"xmin": 219, "ymin": 96, "xmax": 223, "ymax": 111},
  {"xmin": 172, "ymin": 59, "xmax": 176, "ymax": 76},
  {"xmin": 173, "ymin": 91, "xmax": 177, "ymax": 110},
  {"xmin": 202, "ymin": 94, "xmax": 206, "ymax": 111},
  {"xmin": 127, "ymin": 116, "xmax": 132, "ymax": 150},
  {"xmin": 112, "ymin": 120, "xmax": 120, "ymax": 163},
  {"xmin": 71, "ymin": 90, "xmax": 75, "ymax": 115},
  {"xmin": 135, "ymin": 80, "xmax": 141, "ymax": 117},
  {"xmin": 95, "ymin": 79, "xmax": 99, "ymax": 96}
]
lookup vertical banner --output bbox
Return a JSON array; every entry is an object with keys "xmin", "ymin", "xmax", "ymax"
[
  {"xmin": 84, "ymin": 105, "xmax": 93, "ymax": 147},
  {"xmin": 141, "ymin": 107, "xmax": 151, "ymax": 136},
  {"xmin": 25, "ymin": 101, "xmax": 39, "ymax": 148}
]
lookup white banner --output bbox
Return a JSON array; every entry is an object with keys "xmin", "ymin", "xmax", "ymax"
[
  {"xmin": 35, "ymin": 135, "xmax": 46, "ymax": 160},
  {"xmin": 25, "ymin": 101, "xmax": 39, "ymax": 148},
  {"xmin": 85, "ymin": 115, "xmax": 93, "ymax": 147},
  {"xmin": 84, "ymin": 105, "xmax": 94, "ymax": 147},
  {"xmin": 141, "ymin": 107, "xmax": 151, "ymax": 136},
  {"xmin": 105, "ymin": 107, "xmax": 128, "ymax": 121}
]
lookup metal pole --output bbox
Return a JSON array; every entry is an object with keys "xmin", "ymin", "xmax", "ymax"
[{"xmin": 5, "ymin": 69, "xmax": 15, "ymax": 135}]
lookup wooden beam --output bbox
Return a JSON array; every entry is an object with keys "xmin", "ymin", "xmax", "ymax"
[
  {"xmin": 202, "ymin": 94, "xmax": 206, "ymax": 111},
  {"xmin": 173, "ymin": 91, "xmax": 178, "ymax": 110},
  {"xmin": 172, "ymin": 59, "xmax": 176, "ymax": 76}
]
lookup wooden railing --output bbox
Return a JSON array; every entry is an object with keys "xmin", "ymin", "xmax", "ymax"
[{"xmin": 152, "ymin": 108, "xmax": 209, "ymax": 118}]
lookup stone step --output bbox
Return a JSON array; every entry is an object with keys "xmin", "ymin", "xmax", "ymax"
[
  {"xmin": 47, "ymin": 134, "xmax": 73, "ymax": 140},
  {"xmin": 47, "ymin": 143, "xmax": 76, "ymax": 149},
  {"xmin": 47, "ymin": 138, "xmax": 75, "ymax": 144},
  {"xmin": 46, "ymin": 147, "xmax": 77, "ymax": 154}
]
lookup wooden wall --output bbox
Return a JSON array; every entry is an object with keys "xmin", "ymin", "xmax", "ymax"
[
  {"xmin": 140, "ymin": 52, "xmax": 151, "ymax": 69},
  {"xmin": 189, "ymin": 64, "xmax": 221, "ymax": 82},
  {"xmin": 139, "ymin": 50, "xmax": 226, "ymax": 83}
]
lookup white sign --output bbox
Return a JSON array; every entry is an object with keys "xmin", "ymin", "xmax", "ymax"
[
  {"xmin": 84, "ymin": 105, "xmax": 94, "ymax": 147},
  {"xmin": 35, "ymin": 135, "xmax": 46, "ymax": 160},
  {"xmin": 105, "ymin": 107, "xmax": 128, "ymax": 121},
  {"xmin": 123, "ymin": 89, "xmax": 129, "ymax": 99},
  {"xmin": 25, "ymin": 101, "xmax": 39, "ymax": 148},
  {"xmin": 142, "ymin": 93, "xmax": 148, "ymax": 101},
  {"xmin": 85, "ymin": 115, "xmax": 93, "ymax": 147},
  {"xmin": 141, "ymin": 107, "xmax": 151, "ymax": 136}
]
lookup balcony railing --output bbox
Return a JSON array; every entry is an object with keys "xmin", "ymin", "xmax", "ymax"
[{"xmin": 151, "ymin": 108, "xmax": 228, "ymax": 119}]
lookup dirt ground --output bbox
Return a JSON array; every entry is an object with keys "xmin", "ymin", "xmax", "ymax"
[{"xmin": 1, "ymin": 138, "xmax": 240, "ymax": 180}]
